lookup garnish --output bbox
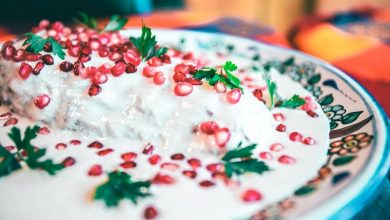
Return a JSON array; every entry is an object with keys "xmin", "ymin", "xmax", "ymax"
[
  {"xmin": 221, "ymin": 143, "xmax": 270, "ymax": 178},
  {"xmin": 130, "ymin": 23, "xmax": 168, "ymax": 61},
  {"xmin": 94, "ymin": 171, "xmax": 152, "ymax": 207},
  {"xmin": 0, "ymin": 126, "xmax": 64, "ymax": 178},
  {"xmin": 75, "ymin": 13, "xmax": 128, "ymax": 32},
  {"xmin": 193, "ymin": 60, "xmax": 243, "ymax": 91},
  {"xmin": 23, "ymin": 33, "xmax": 65, "ymax": 59},
  {"xmin": 279, "ymin": 94, "xmax": 305, "ymax": 109}
]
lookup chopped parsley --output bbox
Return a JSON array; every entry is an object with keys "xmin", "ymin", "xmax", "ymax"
[
  {"xmin": 23, "ymin": 33, "xmax": 65, "ymax": 59},
  {"xmin": 75, "ymin": 13, "xmax": 128, "ymax": 32},
  {"xmin": 279, "ymin": 94, "xmax": 305, "ymax": 109}
]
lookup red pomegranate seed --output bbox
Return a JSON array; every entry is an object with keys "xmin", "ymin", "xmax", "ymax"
[
  {"xmin": 109, "ymin": 44, "xmax": 120, "ymax": 52},
  {"xmin": 125, "ymin": 64, "xmax": 137, "ymax": 73},
  {"xmin": 278, "ymin": 155, "xmax": 296, "ymax": 164},
  {"xmin": 123, "ymin": 50, "xmax": 141, "ymax": 66},
  {"xmin": 109, "ymin": 52, "xmax": 122, "ymax": 62},
  {"xmin": 25, "ymin": 53, "xmax": 40, "ymax": 62},
  {"xmin": 152, "ymin": 173, "xmax": 175, "ymax": 184},
  {"xmin": 85, "ymin": 66, "xmax": 97, "ymax": 77},
  {"xmin": 1, "ymin": 45, "xmax": 16, "ymax": 60},
  {"xmin": 80, "ymin": 47, "xmax": 92, "ymax": 55},
  {"xmin": 92, "ymin": 72, "xmax": 108, "ymax": 84},
  {"xmin": 88, "ymin": 141, "xmax": 104, "ymax": 149},
  {"xmin": 171, "ymin": 153, "xmax": 185, "ymax": 160},
  {"xmin": 306, "ymin": 110, "xmax": 319, "ymax": 118},
  {"xmin": 276, "ymin": 124, "xmax": 286, "ymax": 132},
  {"xmin": 214, "ymin": 127, "xmax": 231, "ymax": 148},
  {"xmin": 5, "ymin": 146, "xmax": 16, "ymax": 152},
  {"xmin": 174, "ymin": 82, "xmax": 193, "ymax": 96},
  {"xmin": 99, "ymin": 36, "xmax": 109, "ymax": 45},
  {"xmin": 147, "ymin": 57, "xmax": 163, "ymax": 67},
  {"xmin": 182, "ymin": 170, "xmax": 197, "ymax": 179},
  {"xmin": 120, "ymin": 161, "xmax": 137, "ymax": 169},
  {"xmin": 13, "ymin": 49, "xmax": 25, "ymax": 62},
  {"xmin": 98, "ymin": 46, "xmax": 110, "ymax": 57},
  {"xmin": 269, "ymin": 143, "xmax": 284, "ymax": 152},
  {"xmin": 62, "ymin": 157, "xmax": 76, "ymax": 167},
  {"xmin": 121, "ymin": 152, "xmax": 137, "ymax": 161},
  {"xmin": 98, "ymin": 63, "xmax": 111, "ymax": 74},
  {"xmin": 18, "ymin": 62, "xmax": 33, "ymax": 79},
  {"xmin": 253, "ymin": 89, "xmax": 263, "ymax": 101},
  {"xmin": 32, "ymin": 61, "xmax": 44, "ymax": 75},
  {"xmin": 55, "ymin": 143, "xmax": 67, "ymax": 150},
  {"xmin": 38, "ymin": 127, "xmax": 50, "ymax": 135},
  {"xmin": 34, "ymin": 94, "xmax": 51, "ymax": 109},
  {"xmin": 111, "ymin": 62, "xmax": 126, "ymax": 77},
  {"xmin": 302, "ymin": 137, "xmax": 316, "ymax": 145},
  {"xmin": 39, "ymin": 19, "xmax": 50, "ymax": 29},
  {"xmin": 273, "ymin": 113, "xmax": 286, "ymax": 122},
  {"xmin": 153, "ymin": 72, "xmax": 165, "ymax": 85},
  {"xmin": 187, "ymin": 158, "xmax": 201, "ymax": 169},
  {"xmin": 0, "ymin": 112, "xmax": 12, "ymax": 120},
  {"xmin": 89, "ymin": 84, "xmax": 102, "ymax": 96},
  {"xmin": 3, "ymin": 118, "xmax": 18, "ymax": 127},
  {"xmin": 88, "ymin": 164, "xmax": 103, "ymax": 176},
  {"xmin": 160, "ymin": 162, "xmax": 179, "ymax": 171},
  {"xmin": 68, "ymin": 45, "xmax": 80, "ymax": 57},
  {"xmin": 148, "ymin": 154, "xmax": 161, "ymax": 165},
  {"xmin": 215, "ymin": 82, "xmax": 227, "ymax": 93},
  {"xmin": 174, "ymin": 64, "xmax": 189, "ymax": 74},
  {"xmin": 43, "ymin": 42, "xmax": 52, "ymax": 52},
  {"xmin": 289, "ymin": 132, "xmax": 303, "ymax": 142},
  {"xmin": 242, "ymin": 189, "xmax": 262, "ymax": 202},
  {"xmin": 73, "ymin": 62, "xmax": 84, "ymax": 75},
  {"xmin": 121, "ymin": 42, "xmax": 132, "ymax": 52},
  {"xmin": 143, "ymin": 144, "xmax": 154, "ymax": 155},
  {"xmin": 259, "ymin": 152, "xmax": 273, "ymax": 160},
  {"xmin": 211, "ymin": 172, "xmax": 228, "ymax": 181},
  {"xmin": 52, "ymin": 21, "xmax": 64, "ymax": 32},
  {"xmin": 199, "ymin": 180, "xmax": 215, "ymax": 188},
  {"xmin": 78, "ymin": 54, "xmax": 91, "ymax": 63},
  {"xmin": 172, "ymin": 72, "xmax": 186, "ymax": 82},
  {"xmin": 144, "ymin": 206, "xmax": 158, "ymax": 219},
  {"xmin": 42, "ymin": 54, "xmax": 54, "ymax": 65},
  {"xmin": 142, "ymin": 66, "xmax": 158, "ymax": 78},
  {"xmin": 70, "ymin": 140, "xmax": 81, "ymax": 145},
  {"xmin": 206, "ymin": 163, "xmax": 223, "ymax": 173},
  {"xmin": 97, "ymin": 148, "xmax": 113, "ymax": 156},
  {"xmin": 182, "ymin": 52, "xmax": 193, "ymax": 60},
  {"xmin": 88, "ymin": 39, "xmax": 101, "ymax": 51},
  {"xmin": 185, "ymin": 78, "xmax": 202, "ymax": 85},
  {"xmin": 161, "ymin": 54, "xmax": 171, "ymax": 63},
  {"xmin": 226, "ymin": 89, "xmax": 242, "ymax": 104},
  {"xmin": 200, "ymin": 121, "xmax": 219, "ymax": 135}
]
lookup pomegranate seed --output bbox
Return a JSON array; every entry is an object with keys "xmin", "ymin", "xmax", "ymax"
[
  {"xmin": 32, "ymin": 61, "xmax": 44, "ymax": 75},
  {"xmin": 55, "ymin": 143, "xmax": 67, "ymax": 150},
  {"xmin": 120, "ymin": 161, "xmax": 137, "ymax": 169},
  {"xmin": 144, "ymin": 206, "xmax": 158, "ymax": 219},
  {"xmin": 109, "ymin": 44, "xmax": 120, "ymax": 52},
  {"xmin": 108, "ymin": 52, "xmax": 122, "ymax": 62},
  {"xmin": 99, "ymin": 36, "xmax": 109, "ymax": 45},
  {"xmin": 306, "ymin": 110, "xmax": 319, "ymax": 118},
  {"xmin": 211, "ymin": 172, "xmax": 228, "ymax": 181},
  {"xmin": 142, "ymin": 66, "xmax": 158, "ymax": 78},
  {"xmin": 89, "ymin": 84, "xmax": 102, "ymax": 96},
  {"xmin": 206, "ymin": 163, "xmax": 223, "ymax": 173},
  {"xmin": 18, "ymin": 62, "xmax": 33, "ymax": 79},
  {"xmin": 3, "ymin": 118, "xmax": 18, "ymax": 127},
  {"xmin": 68, "ymin": 45, "xmax": 80, "ymax": 57},
  {"xmin": 5, "ymin": 146, "xmax": 16, "ymax": 152},
  {"xmin": 88, "ymin": 164, "xmax": 103, "ymax": 176},
  {"xmin": 143, "ymin": 144, "xmax": 154, "ymax": 155},
  {"xmin": 199, "ymin": 180, "xmax": 215, "ymax": 187},
  {"xmin": 26, "ymin": 53, "xmax": 41, "ymax": 62},
  {"xmin": 289, "ymin": 132, "xmax": 303, "ymax": 142},
  {"xmin": 123, "ymin": 50, "xmax": 141, "ymax": 66},
  {"xmin": 73, "ymin": 62, "xmax": 84, "ymax": 75},
  {"xmin": 200, "ymin": 121, "xmax": 219, "ymax": 135},
  {"xmin": 13, "ymin": 49, "xmax": 25, "ymax": 62},
  {"xmin": 43, "ymin": 42, "xmax": 52, "ymax": 52},
  {"xmin": 278, "ymin": 155, "xmax": 296, "ymax": 164},
  {"xmin": 185, "ymin": 78, "xmax": 202, "ymax": 85},
  {"xmin": 148, "ymin": 155, "xmax": 161, "ymax": 165},
  {"xmin": 226, "ymin": 89, "xmax": 242, "ymax": 104},
  {"xmin": 91, "ymin": 72, "xmax": 108, "ymax": 84},
  {"xmin": 214, "ymin": 128, "xmax": 231, "ymax": 148},
  {"xmin": 147, "ymin": 57, "xmax": 163, "ymax": 67},
  {"xmin": 273, "ymin": 113, "xmax": 286, "ymax": 122},
  {"xmin": 88, "ymin": 141, "xmax": 104, "ymax": 149},
  {"xmin": 173, "ymin": 72, "xmax": 186, "ymax": 82},
  {"xmin": 121, "ymin": 42, "xmax": 133, "ymax": 52},
  {"xmin": 78, "ymin": 54, "xmax": 91, "ymax": 63},
  {"xmin": 152, "ymin": 173, "xmax": 175, "ymax": 184},
  {"xmin": 259, "ymin": 152, "xmax": 273, "ymax": 160},
  {"xmin": 174, "ymin": 64, "xmax": 189, "ymax": 74},
  {"xmin": 160, "ymin": 162, "xmax": 179, "ymax": 171},
  {"xmin": 174, "ymin": 82, "xmax": 193, "ymax": 96},
  {"xmin": 42, "ymin": 54, "xmax": 54, "ymax": 65},
  {"xmin": 182, "ymin": 170, "xmax": 197, "ymax": 179},
  {"xmin": 1, "ymin": 45, "xmax": 16, "ymax": 60},
  {"xmin": 187, "ymin": 158, "xmax": 201, "ymax": 169},
  {"xmin": 242, "ymin": 189, "xmax": 262, "ymax": 202},
  {"xmin": 111, "ymin": 62, "xmax": 126, "ymax": 77},
  {"xmin": 125, "ymin": 64, "xmax": 137, "ymax": 73},
  {"xmin": 97, "ymin": 148, "xmax": 113, "ymax": 156},
  {"xmin": 253, "ymin": 89, "xmax": 263, "ymax": 101},
  {"xmin": 80, "ymin": 47, "xmax": 91, "ymax": 55},
  {"xmin": 62, "ymin": 157, "xmax": 76, "ymax": 167},
  {"xmin": 161, "ymin": 54, "xmax": 171, "ymax": 64},
  {"xmin": 38, "ymin": 127, "xmax": 50, "ymax": 135},
  {"xmin": 98, "ymin": 63, "xmax": 111, "ymax": 74},
  {"xmin": 52, "ymin": 21, "xmax": 64, "ymax": 32},
  {"xmin": 171, "ymin": 153, "xmax": 185, "ymax": 160},
  {"xmin": 98, "ymin": 46, "xmax": 110, "ymax": 57},
  {"xmin": 215, "ymin": 82, "xmax": 227, "ymax": 93},
  {"xmin": 34, "ymin": 94, "xmax": 51, "ymax": 109},
  {"xmin": 88, "ymin": 39, "xmax": 101, "ymax": 51},
  {"xmin": 153, "ymin": 72, "xmax": 165, "ymax": 85},
  {"xmin": 270, "ymin": 143, "xmax": 285, "ymax": 152},
  {"xmin": 0, "ymin": 112, "xmax": 12, "ymax": 120},
  {"xmin": 302, "ymin": 137, "xmax": 316, "ymax": 145},
  {"xmin": 182, "ymin": 52, "xmax": 193, "ymax": 60},
  {"xmin": 121, "ymin": 152, "xmax": 137, "ymax": 161},
  {"xmin": 85, "ymin": 66, "xmax": 97, "ymax": 77},
  {"xmin": 38, "ymin": 19, "xmax": 50, "ymax": 29},
  {"xmin": 70, "ymin": 140, "xmax": 81, "ymax": 145},
  {"xmin": 276, "ymin": 124, "xmax": 286, "ymax": 132}
]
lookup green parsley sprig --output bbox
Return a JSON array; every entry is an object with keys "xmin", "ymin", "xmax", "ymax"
[
  {"xmin": 0, "ymin": 126, "xmax": 64, "ymax": 178},
  {"xmin": 75, "ymin": 13, "xmax": 128, "ymax": 32},
  {"xmin": 193, "ymin": 60, "xmax": 243, "ymax": 91},
  {"xmin": 279, "ymin": 94, "xmax": 305, "ymax": 109},
  {"xmin": 23, "ymin": 33, "xmax": 65, "ymax": 59},
  {"xmin": 130, "ymin": 23, "xmax": 168, "ymax": 61},
  {"xmin": 221, "ymin": 143, "xmax": 270, "ymax": 178},
  {"xmin": 94, "ymin": 171, "xmax": 152, "ymax": 207}
]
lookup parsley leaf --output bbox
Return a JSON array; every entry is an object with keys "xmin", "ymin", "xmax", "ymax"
[
  {"xmin": 221, "ymin": 143, "xmax": 270, "ymax": 178},
  {"xmin": 75, "ymin": 13, "xmax": 128, "ymax": 33},
  {"xmin": 279, "ymin": 94, "xmax": 305, "ymax": 109},
  {"xmin": 261, "ymin": 71, "xmax": 277, "ymax": 109},
  {"xmin": 130, "ymin": 23, "xmax": 168, "ymax": 61},
  {"xmin": 74, "ymin": 12, "xmax": 98, "ymax": 29},
  {"xmin": 103, "ymin": 15, "xmax": 128, "ymax": 32},
  {"xmin": 94, "ymin": 171, "xmax": 152, "ymax": 207},
  {"xmin": 23, "ymin": 33, "xmax": 65, "ymax": 59},
  {"xmin": 0, "ymin": 145, "xmax": 22, "ymax": 177}
]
